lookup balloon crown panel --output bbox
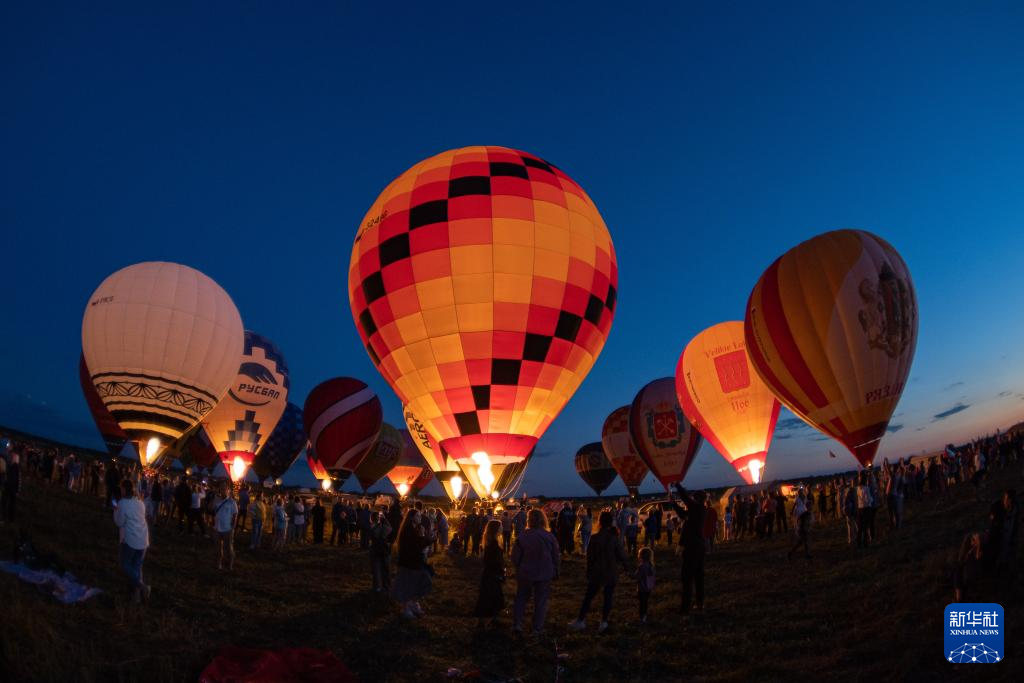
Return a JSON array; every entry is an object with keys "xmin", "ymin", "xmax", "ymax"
[{"xmin": 348, "ymin": 146, "xmax": 618, "ymax": 466}]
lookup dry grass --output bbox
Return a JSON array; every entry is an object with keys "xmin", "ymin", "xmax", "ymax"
[{"xmin": 2, "ymin": 467, "xmax": 1023, "ymax": 682}]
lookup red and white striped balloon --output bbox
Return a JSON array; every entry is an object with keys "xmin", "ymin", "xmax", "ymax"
[{"xmin": 303, "ymin": 377, "xmax": 382, "ymax": 477}]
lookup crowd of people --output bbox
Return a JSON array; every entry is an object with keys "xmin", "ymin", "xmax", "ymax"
[{"xmin": 1, "ymin": 427, "xmax": 1021, "ymax": 635}]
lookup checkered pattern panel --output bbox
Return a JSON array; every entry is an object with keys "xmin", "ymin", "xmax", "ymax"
[
  {"xmin": 349, "ymin": 146, "xmax": 618, "ymax": 461},
  {"xmin": 601, "ymin": 405, "xmax": 649, "ymax": 488}
]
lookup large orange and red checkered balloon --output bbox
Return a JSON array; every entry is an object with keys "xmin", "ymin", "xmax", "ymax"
[
  {"xmin": 676, "ymin": 322, "xmax": 780, "ymax": 485},
  {"xmin": 745, "ymin": 230, "xmax": 917, "ymax": 468},
  {"xmin": 303, "ymin": 377, "xmax": 382, "ymax": 480},
  {"xmin": 628, "ymin": 378, "xmax": 703, "ymax": 490},
  {"xmin": 601, "ymin": 406, "xmax": 648, "ymax": 497},
  {"xmin": 349, "ymin": 146, "xmax": 618, "ymax": 493}
]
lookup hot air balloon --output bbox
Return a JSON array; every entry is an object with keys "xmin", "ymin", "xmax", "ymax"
[
  {"xmin": 81, "ymin": 262, "xmax": 244, "ymax": 467},
  {"xmin": 353, "ymin": 423, "xmax": 401, "ymax": 491},
  {"xmin": 629, "ymin": 378, "xmax": 703, "ymax": 490},
  {"xmin": 601, "ymin": 406, "xmax": 648, "ymax": 497},
  {"xmin": 408, "ymin": 467, "xmax": 435, "ymax": 496},
  {"xmin": 676, "ymin": 322, "xmax": 781, "ymax": 485},
  {"xmin": 79, "ymin": 353, "xmax": 130, "ymax": 458},
  {"xmin": 403, "ymin": 404, "xmax": 464, "ymax": 501},
  {"xmin": 252, "ymin": 402, "xmax": 306, "ymax": 481},
  {"xmin": 386, "ymin": 429, "xmax": 429, "ymax": 497},
  {"xmin": 348, "ymin": 146, "xmax": 618, "ymax": 497},
  {"xmin": 303, "ymin": 378, "xmax": 382, "ymax": 483},
  {"xmin": 201, "ymin": 331, "xmax": 289, "ymax": 483},
  {"xmin": 574, "ymin": 442, "xmax": 618, "ymax": 496},
  {"xmin": 177, "ymin": 426, "xmax": 219, "ymax": 471},
  {"xmin": 745, "ymin": 230, "xmax": 917, "ymax": 468},
  {"xmin": 307, "ymin": 448, "xmax": 331, "ymax": 483}
]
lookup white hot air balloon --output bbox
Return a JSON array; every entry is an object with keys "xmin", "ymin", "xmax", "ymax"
[{"xmin": 81, "ymin": 262, "xmax": 244, "ymax": 467}]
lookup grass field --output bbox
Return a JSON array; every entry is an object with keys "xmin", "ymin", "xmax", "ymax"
[{"xmin": 1, "ymin": 466, "xmax": 1022, "ymax": 683}]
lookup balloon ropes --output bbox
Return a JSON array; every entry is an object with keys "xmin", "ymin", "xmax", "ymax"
[{"xmin": 348, "ymin": 146, "xmax": 618, "ymax": 498}]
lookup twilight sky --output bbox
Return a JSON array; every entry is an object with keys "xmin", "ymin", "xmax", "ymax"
[{"xmin": 2, "ymin": 2, "xmax": 1023, "ymax": 496}]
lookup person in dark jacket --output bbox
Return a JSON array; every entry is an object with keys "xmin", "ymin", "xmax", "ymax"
[
  {"xmin": 465, "ymin": 507, "xmax": 482, "ymax": 555},
  {"xmin": 511, "ymin": 509, "xmax": 560, "ymax": 636},
  {"xmin": 174, "ymin": 478, "xmax": 191, "ymax": 532},
  {"xmin": 358, "ymin": 503, "xmax": 372, "ymax": 550},
  {"xmin": 668, "ymin": 485, "xmax": 706, "ymax": 614},
  {"xmin": 569, "ymin": 510, "xmax": 628, "ymax": 633},
  {"xmin": 391, "ymin": 508, "xmax": 434, "ymax": 618},
  {"xmin": 311, "ymin": 498, "xmax": 326, "ymax": 544},
  {"xmin": 474, "ymin": 519, "xmax": 506, "ymax": 628},
  {"xmin": 558, "ymin": 503, "xmax": 577, "ymax": 556}
]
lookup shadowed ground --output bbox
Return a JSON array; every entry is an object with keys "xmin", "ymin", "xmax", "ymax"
[{"xmin": 1, "ymin": 467, "xmax": 1022, "ymax": 682}]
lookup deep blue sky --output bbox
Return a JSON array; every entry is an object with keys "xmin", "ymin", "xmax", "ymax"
[{"xmin": 3, "ymin": 2, "xmax": 1023, "ymax": 496}]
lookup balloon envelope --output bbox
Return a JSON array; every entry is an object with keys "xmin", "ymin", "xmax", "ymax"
[
  {"xmin": 202, "ymin": 331, "xmax": 289, "ymax": 482},
  {"xmin": 348, "ymin": 146, "xmax": 618, "ymax": 494},
  {"xmin": 628, "ymin": 378, "xmax": 703, "ymax": 489},
  {"xmin": 386, "ymin": 429, "xmax": 429, "ymax": 494},
  {"xmin": 574, "ymin": 442, "xmax": 617, "ymax": 496},
  {"xmin": 79, "ymin": 353, "xmax": 129, "ymax": 457},
  {"xmin": 81, "ymin": 262, "xmax": 244, "ymax": 466},
  {"xmin": 745, "ymin": 230, "xmax": 917, "ymax": 467},
  {"xmin": 677, "ymin": 322, "xmax": 781, "ymax": 485},
  {"xmin": 354, "ymin": 423, "xmax": 401, "ymax": 491},
  {"xmin": 303, "ymin": 377, "xmax": 382, "ymax": 477},
  {"xmin": 601, "ymin": 406, "xmax": 648, "ymax": 496},
  {"xmin": 253, "ymin": 402, "xmax": 306, "ymax": 480},
  {"xmin": 402, "ymin": 404, "xmax": 463, "ymax": 500}
]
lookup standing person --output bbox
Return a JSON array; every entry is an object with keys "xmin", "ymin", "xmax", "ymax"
[
  {"xmin": 722, "ymin": 506, "xmax": 733, "ymax": 543},
  {"xmin": 293, "ymin": 497, "xmax": 306, "ymax": 544},
  {"xmin": 624, "ymin": 514, "xmax": 639, "ymax": 556},
  {"xmin": 148, "ymin": 475, "xmax": 163, "ymax": 527},
  {"xmin": 855, "ymin": 473, "xmax": 873, "ymax": 548},
  {"xmin": 511, "ymin": 508, "xmax": 560, "ymax": 637},
  {"xmin": 465, "ymin": 507, "xmax": 481, "ymax": 555},
  {"xmin": 703, "ymin": 499, "xmax": 718, "ymax": 553},
  {"xmin": 578, "ymin": 507, "xmax": 593, "ymax": 555},
  {"xmin": 776, "ymin": 491, "xmax": 789, "ymax": 533},
  {"xmin": 558, "ymin": 502, "xmax": 577, "ymax": 556},
  {"xmin": 788, "ymin": 489, "xmax": 812, "ymax": 560},
  {"xmin": 569, "ymin": 510, "xmax": 628, "ymax": 633},
  {"xmin": 392, "ymin": 508, "xmax": 433, "ymax": 618},
  {"xmin": 435, "ymin": 508, "xmax": 449, "ymax": 550},
  {"xmin": 113, "ymin": 480, "xmax": 150, "ymax": 604},
  {"xmin": 500, "ymin": 510, "xmax": 513, "ymax": 554},
  {"xmin": 369, "ymin": 510, "xmax": 393, "ymax": 592},
  {"xmin": 213, "ymin": 488, "xmax": 239, "ymax": 571},
  {"xmin": 174, "ymin": 477, "xmax": 191, "ymax": 533},
  {"xmin": 311, "ymin": 498, "xmax": 326, "ymax": 544},
  {"xmin": 635, "ymin": 547, "xmax": 655, "ymax": 624},
  {"xmin": 842, "ymin": 480, "xmax": 858, "ymax": 545},
  {"xmin": 512, "ymin": 506, "xmax": 526, "ymax": 543},
  {"xmin": 237, "ymin": 486, "xmax": 250, "ymax": 531},
  {"xmin": 330, "ymin": 498, "xmax": 346, "ymax": 545},
  {"xmin": 249, "ymin": 493, "xmax": 265, "ymax": 549},
  {"xmin": 358, "ymin": 503, "xmax": 372, "ymax": 550},
  {"xmin": 667, "ymin": 485, "xmax": 706, "ymax": 615},
  {"xmin": 104, "ymin": 462, "xmax": 120, "ymax": 510},
  {"xmin": 188, "ymin": 484, "xmax": 206, "ymax": 536},
  {"xmin": 272, "ymin": 497, "xmax": 287, "ymax": 551},
  {"xmin": 2, "ymin": 452, "xmax": 20, "ymax": 523},
  {"xmin": 474, "ymin": 519, "xmax": 506, "ymax": 628}
]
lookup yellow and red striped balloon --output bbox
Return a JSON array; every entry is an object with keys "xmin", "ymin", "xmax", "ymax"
[{"xmin": 744, "ymin": 230, "xmax": 917, "ymax": 468}]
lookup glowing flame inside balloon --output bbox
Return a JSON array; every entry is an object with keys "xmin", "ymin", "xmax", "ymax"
[
  {"xmin": 490, "ymin": 490, "xmax": 499, "ymax": 500},
  {"xmin": 230, "ymin": 455, "xmax": 248, "ymax": 483},
  {"xmin": 144, "ymin": 437, "xmax": 161, "ymax": 466},
  {"xmin": 321, "ymin": 478, "xmax": 332, "ymax": 491},
  {"xmin": 472, "ymin": 451, "xmax": 494, "ymax": 494},
  {"xmin": 748, "ymin": 459, "xmax": 764, "ymax": 484},
  {"xmin": 451, "ymin": 475, "xmax": 463, "ymax": 499},
  {"xmin": 185, "ymin": 467, "xmax": 193, "ymax": 476},
  {"xmin": 397, "ymin": 482, "xmax": 410, "ymax": 497},
  {"xmin": 275, "ymin": 478, "xmax": 283, "ymax": 486}
]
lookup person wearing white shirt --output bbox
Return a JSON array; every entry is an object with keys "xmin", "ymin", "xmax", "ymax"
[
  {"xmin": 213, "ymin": 488, "xmax": 239, "ymax": 571},
  {"xmin": 113, "ymin": 480, "xmax": 150, "ymax": 604}
]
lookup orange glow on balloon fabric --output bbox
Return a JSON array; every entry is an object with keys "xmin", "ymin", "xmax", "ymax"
[{"xmin": 348, "ymin": 146, "xmax": 618, "ymax": 471}]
